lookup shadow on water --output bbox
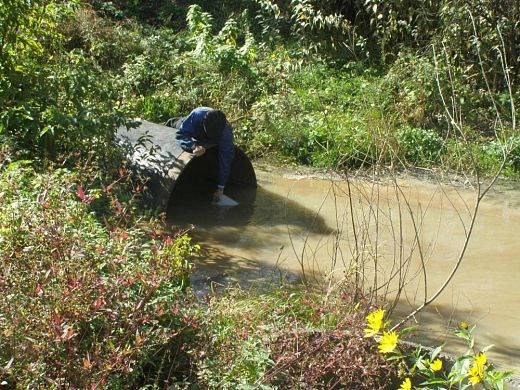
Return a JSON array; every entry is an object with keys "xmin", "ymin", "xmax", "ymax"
[
  {"xmin": 166, "ymin": 173, "xmax": 335, "ymax": 293},
  {"xmin": 167, "ymin": 185, "xmax": 334, "ymax": 235},
  {"xmin": 189, "ymin": 244, "xmax": 302, "ymax": 297}
]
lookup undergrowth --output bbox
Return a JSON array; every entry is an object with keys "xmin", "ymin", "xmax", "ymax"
[
  {"xmin": 1, "ymin": 1, "xmax": 518, "ymax": 177},
  {"xmin": 0, "ymin": 162, "xmax": 199, "ymax": 388},
  {"xmin": 0, "ymin": 162, "xmax": 512, "ymax": 388},
  {"xmin": 192, "ymin": 288, "xmax": 398, "ymax": 389}
]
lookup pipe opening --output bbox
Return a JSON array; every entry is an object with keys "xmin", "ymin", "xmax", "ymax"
[{"xmin": 166, "ymin": 146, "xmax": 257, "ymax": 221}]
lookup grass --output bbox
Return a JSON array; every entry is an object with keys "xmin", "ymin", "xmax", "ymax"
[{"xmin": 191, "ymin": 287, "xmax": 398, "ymax": 389}]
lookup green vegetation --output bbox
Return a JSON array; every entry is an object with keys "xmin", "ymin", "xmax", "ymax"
[
  {"xmin": 364, "ymin": 309, "xmax": 512, "ymax": 390},
  {"xmin": 192, "ymin": 289, "xmax": 397, "ymax": 389},
  {"xmin": 1, "ymin": 0, "xmax": 518, "ymax": 388},
  {"xmin": 2, "ymin": 0, "xmax": 518, "ymax": 174},
  {"xmin": 0, "ymin": 162, "xmax": 198, "ymax": 387}
]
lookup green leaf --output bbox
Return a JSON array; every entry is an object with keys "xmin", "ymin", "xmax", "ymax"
[
  {"xmin": 481, "ymin": 344, "xmax": 495, "ymax": 352},
  {"xmin": 448, "ymin": 356, "xmax": 472, "ymax": 383},
  {"xmin": 430, "ymin": 345, "xmax": 443, "ymax": 360},
  {"xmin": 399, "ymin": 325, "xmax": 417, "ymax": 336},
  {"xmin": 420, "ymin": 378, "xmax": 446, "ymax": 385},
  {"xmin": 39, "ymin": 125, "xmax": 54, "ymax": 137}
]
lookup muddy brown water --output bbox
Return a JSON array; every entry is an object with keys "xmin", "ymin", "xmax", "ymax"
[{"xmin": 168, "ymin": 166, "xmax": 520, "ymax": 375}]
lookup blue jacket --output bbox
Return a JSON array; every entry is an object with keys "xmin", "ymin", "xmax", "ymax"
[{"xmin": 175, "ymin": 107, "xmax": 235, "ymax": 188}]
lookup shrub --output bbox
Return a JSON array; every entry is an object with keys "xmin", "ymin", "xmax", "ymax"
[
  {"xmin": 396, "ymin": 127, "xmax": 446, "ymax": 166},
  {"xmin": 0, "ymin": 162, "xmax": 199, "ymax": 388},
  {"xmin": 36, "ymin": 52, "xmax": 129, "ymax": 161},
  {"xmin": 61, "ymin": 7, "xmax": 144, "ymax": 70},
  {"xmin": 245, "ymin": 63, "xmax": 392, "ymax": 168},
  {"xmin": 0, "ymin": 1, "xmax": 132, "ymax": 164},
  {"xmin": 193, "ymin": 288, "xmax": 398, "ymax": 389},
  {"xmin": 120, "ymin": 5, "xmax": 266, "ymax": 125},
  {"xmin": 508, "ymin": 137, "xmax": 520, "ymax": 171},
  {"xmin": 381, "ymin": 53, "xmax": 440, "ymax": 128},
  {"xmin": 475, "ymin": 136, "xmax": 520, "ymax": 176}
]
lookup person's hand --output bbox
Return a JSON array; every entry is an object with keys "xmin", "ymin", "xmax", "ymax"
[
  {"xmin": 213, "ymin": 187, "xmax": 224, "ymax": 202},
  {"xmin": 192, "ymin": 145, "xmax": 206, "ymax": 156}
]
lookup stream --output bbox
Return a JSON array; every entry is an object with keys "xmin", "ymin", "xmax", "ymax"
[{"xmin": 168, "ymin": 165, "xmax": 520, "ymax": 375}]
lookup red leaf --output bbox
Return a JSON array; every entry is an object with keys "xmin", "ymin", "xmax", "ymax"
[
  {"xmin": 52, "ymin": 314, "xmax": 63, "ymax": 326},
  {"xmin": 60, "ymin": 326, "xmax": 76, "ymax": 341},
  {"xmin": 77, "ymin": 186, "xmax": 85, "ymax": 201},
  {"xmin": 92, "ymin": 297, "xmax": 104, "ymax": 310},
  {"xmin": 114, "ymin": 200, "xmax": 123, "ymax": 213},
  {"xmin": 36, "ymin": 284, "xmax": 44, "ymax": 297}
]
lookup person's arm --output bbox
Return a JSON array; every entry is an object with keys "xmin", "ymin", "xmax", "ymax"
[
  {"xmin": 216, "ymin": 124, "xmax": 235, "ymax": 189},
  {"xmin": 175, "ymin": 119, "xmax": 195, "ymax": 152},
  {"xmin": 175, "ymin": 109, "xmax": 206, "ymax": 152}
]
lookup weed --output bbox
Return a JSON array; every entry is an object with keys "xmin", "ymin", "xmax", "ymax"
[{"xmin": 396, "ymin": 127, "xmax": 446, "ymax": 166}]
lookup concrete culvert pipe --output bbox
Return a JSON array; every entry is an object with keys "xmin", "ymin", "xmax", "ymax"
[{"xmin": 116, "ymin": 120, "xmax": 257, "ymax": 215}]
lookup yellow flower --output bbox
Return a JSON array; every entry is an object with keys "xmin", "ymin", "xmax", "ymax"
[
  {"xmin": 459, "ymin": 321, "xmax": 469, "ymax": 329},
  {"xmin": 398, "ymin": 378, "xmax": 412, "ymax": 390},
  {"xmin": 430, "ymin": 358, "xmax": 442, "ymax": 372},
  {"xmin": 474, "ymin": 352, "xmax": 487, "ymax": 369},
  {"xmin": 468, "ymin": 365, "xmax": 482, "ymax": 386},
  {"xmin": 364, "ymin": 309, "xmax": 385, "ymax": 337},
  {"xmin": 378, "ymin": 330, "xmax": 399, "ymax": 353},
  {"xmin": 468, "ymin": 352, "xmax": 487, "ymax": 386}
]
